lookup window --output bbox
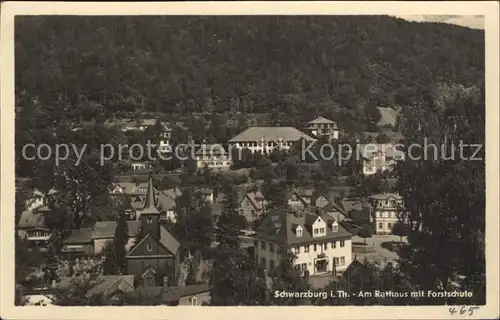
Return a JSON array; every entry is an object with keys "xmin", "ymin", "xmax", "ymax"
[
  {"xmin": 261, "ymin": 241, "xmax": 266, "ymax": 251},
  {"xmin": 147, "ymin": 217, "xmax": 153, "ymax": 224},
  {"xmin": 260, "ymin": 258, "xmax": 266, "ymax": 268},
  {"xmin": 340, "ymin": 257, "xmax": 345, "ymax": 266},
  {"xmin": 270, "ymin": 261, "xmax": 275, "ymax": 270},
  {"xmin": 388, "ymin": 223, "xmax": 392, "ymax": 229},
  {"xmin": 296, "ymin": 228, "xmax": 303, "ymax": 237},
  {"xmin": 331, "ymin": 241, "xmax": 336, "ymax": 249},
  {"xmin": 313, "ymin": 244, "xmax": 317, "ymax": 252},
  {"xmin": 294, "ymin": 247, "xmax": 300, "ymax": 254},
  {"xmin": 332, "ymin": 224, "xmax": 338, "ymax": 232},
  {"xmin": 190, "ymin": 296, "xmax": 198, "ymax": 306},
  {"xmin": 269, "ymin": 243, "xmax": 274, "ymax": 253},
  {"xmin": 334, "ymin": 257, "xmax": 339, "ymax": 266},
  {"xmin": 378, "ymin": 222, "xmax": 383, "ymax": 229},
  {"xmin": 320, "ymin": 227, "xmax": 325, "ymax": 233},
  {"xmin": 323, "ymin": 243, "xmax": 327, "ymax": 250},
  {"xmin": 147, "ymin": 277, "xmax": 154, "ymax": 286},
  {"xmin": 147, "ymin": 244, "xmax": 153, "ymax": 252},
  {"xmin": 304, "ymin": 245, "xmax": 310, "ymax": 253},
  {"xmin": 314, "ymin": 228, "xmax": 318, "ymax": 235},
  {"xmin": 340, "ymin": 240, "xmax": 345, "ymax": 248}
]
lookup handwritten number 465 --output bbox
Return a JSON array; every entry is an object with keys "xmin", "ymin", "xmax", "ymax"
[{"xmin": 449, "ymin": 306, "xmax": 480, "ymax": 316}]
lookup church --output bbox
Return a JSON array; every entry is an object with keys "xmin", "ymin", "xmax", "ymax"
[{"xmin": 125, "ymin": 173, "xmax": 181, "ymax": 287}]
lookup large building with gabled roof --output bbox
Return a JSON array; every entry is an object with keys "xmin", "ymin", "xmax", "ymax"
[
  {"xmin": 228, "ymin": 126, "xmax": 316, "ymax": 154},
  {"xmin": 254, "ymin": 208, "xmax": 353, "ymax": 276},
  {"xmin": 125, "ymin": 173, "xmax": 181, "ymax": 287},
  {"xmin": 306, "ymin": 116, "xmax": 339, "ymax": 140}
]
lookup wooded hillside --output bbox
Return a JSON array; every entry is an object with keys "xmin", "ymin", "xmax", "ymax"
[{"xmin": 15, "ymin": 15, "xmax": 484, "ymax": 131}]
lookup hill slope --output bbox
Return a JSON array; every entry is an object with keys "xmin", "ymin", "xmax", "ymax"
[{"xmin": 15, "ymin": 15, "xmax": 484, "ymax": 131}]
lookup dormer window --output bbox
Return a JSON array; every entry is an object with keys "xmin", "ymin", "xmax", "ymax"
[
  {"xmin": 332, "ymin": 224, "xmax": 338, "ymax": 232},
  {"xmin": 296, "ymin": 226, "xmax": 303, "ymax": 237}
]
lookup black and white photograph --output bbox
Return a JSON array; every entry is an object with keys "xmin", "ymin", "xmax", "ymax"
[{"xmin": 1, "ymin": 2, "xmax": 499, "ymax": 319}]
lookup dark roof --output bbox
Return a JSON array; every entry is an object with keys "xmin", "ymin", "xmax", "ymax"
[
  {"xmin": 91, "ymin": 221, "xmax": 141, "ymax": 239},
  {"xmin": 17, "ymin": 209, "xmax": 48, "ymax": 229},
  {"xmin": 162, "ymin": 284, "xmax": 212, "ymax": 302},
  {"xmin": 64, "ymin": 228, "xmax": 93, "ymax": 244},
  {"xmin": 159, "ymin": 226, "xmax": 180, "ymax": 254},
  {"xmin": 255, "ymin": 208, "xmax": 352, "ymax": 246},
  {"xmin": 228, "ymin": 127, "xmax": 316, "ymax": 142}
]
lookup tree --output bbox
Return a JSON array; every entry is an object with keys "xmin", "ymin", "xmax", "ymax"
[
  {"xmin": 210, "ymin": 183, "xmax": 268, "ymax": 305},
  {"xmin": 173, "ymin": 188, "xmax": 214, "ymax": 257},
  {"xmin": 357, "ymin": 224, "xmax": 373, "ymax": 245},
  {"xmin": 52, "ymin": 277, "xmax": 106, "ymax": 306},
  {"xmin": 113, "ymin": 212, "xmax": 129, "ymax": 274},
  {"xmin": 396, "ymin": 84, "xmax": 485, "ymax": 304},
  {"xmin": 391, "ymin": 221, "xmax": 409, "ymax": 243},
  {"xmin": 270, "ymin": 249, "xmax": 311, "ymax": 305},
  {"xmin": 102, "ymin": 242, "xmax": 119, "ymax": 275}
]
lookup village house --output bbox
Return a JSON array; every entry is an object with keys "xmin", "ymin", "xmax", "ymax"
[
  {"xmin": 285, "ymin": 188, "xmax": 312, "ymax": 211},
  {"xmin": 56, "ymin": 274, "xmax": 135, "ymax": 302},
  {"xmin": 91, "ymin": 221, "xmax": 141, "ymax": 255},
  {"xmin": 193, "ymin": 143, "xmax": 232, "ymax": 172},
  {"xmin": 134, "ymin": 282, "xmax": 212, "ymax": 306},
  {"xmin": 254, "ymin": 208, "xmax": 353, "ymax": 276},
  {"xmin": 340, "ymin": 198, "xmax": 373, "ymax": 225},
  {"xmin": 357, "ymin": 143, "xmax": 402, "ymax": 176},
  {"xmin": 61, "ymin": 228, "xmax": 94, "ymax": 256},
  {"xmin": 125, "ymin": 175, "xmax": 181, "ymax": 287},
  {"xmin": 17, "ymin": 205, "xmax": 53, "ymax": 252},
  {"xmin": 238, "ymin": 191, "xmax": 268, "ymax": 223},
  {"xmin": 228, "ymin": 127, "xmax": 316, "ymax": 154},
  {"xmin": 306, "ymin": 116, "xmax": 339, "ymax": 140},
  {"xmin": 368, "ymin": 193, "xmax": 404, "ymax": 235}
]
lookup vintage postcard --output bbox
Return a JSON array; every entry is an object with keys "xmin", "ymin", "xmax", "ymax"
[{"xmin": 1, "ymin": 1, "xmax": 499, "ymax": 319}]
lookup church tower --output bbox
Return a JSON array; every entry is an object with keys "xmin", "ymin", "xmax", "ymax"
[{"xmin": 139, "ymin": 171, "xmax": 161, "ymax": 240}]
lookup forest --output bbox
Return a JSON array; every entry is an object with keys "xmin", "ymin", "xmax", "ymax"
[{"xmin": 15, "ymin": 15, "xmax": 484, "ymax": 133}]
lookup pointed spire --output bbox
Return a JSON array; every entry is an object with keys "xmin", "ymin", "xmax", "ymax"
[{"xmin": 142, "ymin": 166, "xmax": 158, "ymax": 213}]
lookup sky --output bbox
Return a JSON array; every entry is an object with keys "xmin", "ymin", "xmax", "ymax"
[{"xmin": 393, "ymin": 15, "xmax": 484, "ymax": 30}]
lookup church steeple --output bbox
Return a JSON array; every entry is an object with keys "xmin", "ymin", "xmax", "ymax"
[
  {"xmin": 139, "ymin": 167, "xmax": 161, "ymax": 240},
  {"xmin": 142, "ymin": 168, "xmax": 158, "ymax": 213}
]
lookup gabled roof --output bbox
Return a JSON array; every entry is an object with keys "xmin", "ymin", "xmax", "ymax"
[
  {"xmin": 308, "ymin": 116, "xmax": 336, "ymax": 125},
  {"xmin": 64, "ymin": 228, "xmax": 93, "ymax": 244},
  {"xmin": 243, "ymin": 191, "xmax": 267, "ymax": 211},
  {"xmin": 228, "ymin": 127, "xmax": 316, "ymax": 143},
  {"xmin": 368, "ymin": 193, "xmax": 402, "ymax": 201},
  {"xmin": 254, "ymin": 208, "xmax": 352, "ymax": 246},
  {"xmin": 17, "ymin": 209, "xmax": 48, "ymax": 229},
  {"xmin": 286, "ymin": 189, "xmax": 309, "ymax": 205},
  {"xmin": 126, "ymin": 226, "xmax": 180, "ymax": 257},
  {"xmin": 91, "ymin": 221, "xmax": 141, "ymax": 239},
  {"xmin": 159, "ymin": 226, "xmax": 180, "ymax": 254}
]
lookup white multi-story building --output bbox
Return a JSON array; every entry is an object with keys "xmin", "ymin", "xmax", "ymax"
[
  {"xmin": 228, "ymin": 127, "xmax": 316, "ymax": 154},
  {"xmin": 306, "ymin": 116, "xmax": 339, "ymax": 140},
  {"xmin": 194, "ymin": 144, "xmax": 232, "ymax": 171},
  {"xmin": 368, "ymin": 193, "xmax": 404, "ymax": 235},
  {"xmin": 357, "ymin": 143, "xmax": 401, "ymax": 176},
  {"xmin": 254, "ymin": 208, "xmax": 353, "ymax": 276}
]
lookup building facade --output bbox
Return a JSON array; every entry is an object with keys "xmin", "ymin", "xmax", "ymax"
[
  {"xmin": 357, "ymin": 143, "xmax": 400, "ymax": 176},
  {"xmin": 254, "ymin": 209, "xmax": 353, "ymax": 276},
  {"xmin": 228, "ymin": 127, "xmax": 316, "ymax": 154},
  {"xmin": 125, "ymin": 174, "xmax": 180, "ymax": 287},
  {"xmin": 238, "ymin": 191, "xmax": 268, "ymax": 223},
  {"xmin": 194, "ymin": 144, "xmax": 232, "ymax": 171},
  {"xmin": 306, "ymin": 116, "xmax": 339, "ymax": 140},
  {"xmin": 368, "ymin": 193, "xmax": 404, "ymax": 235}
]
